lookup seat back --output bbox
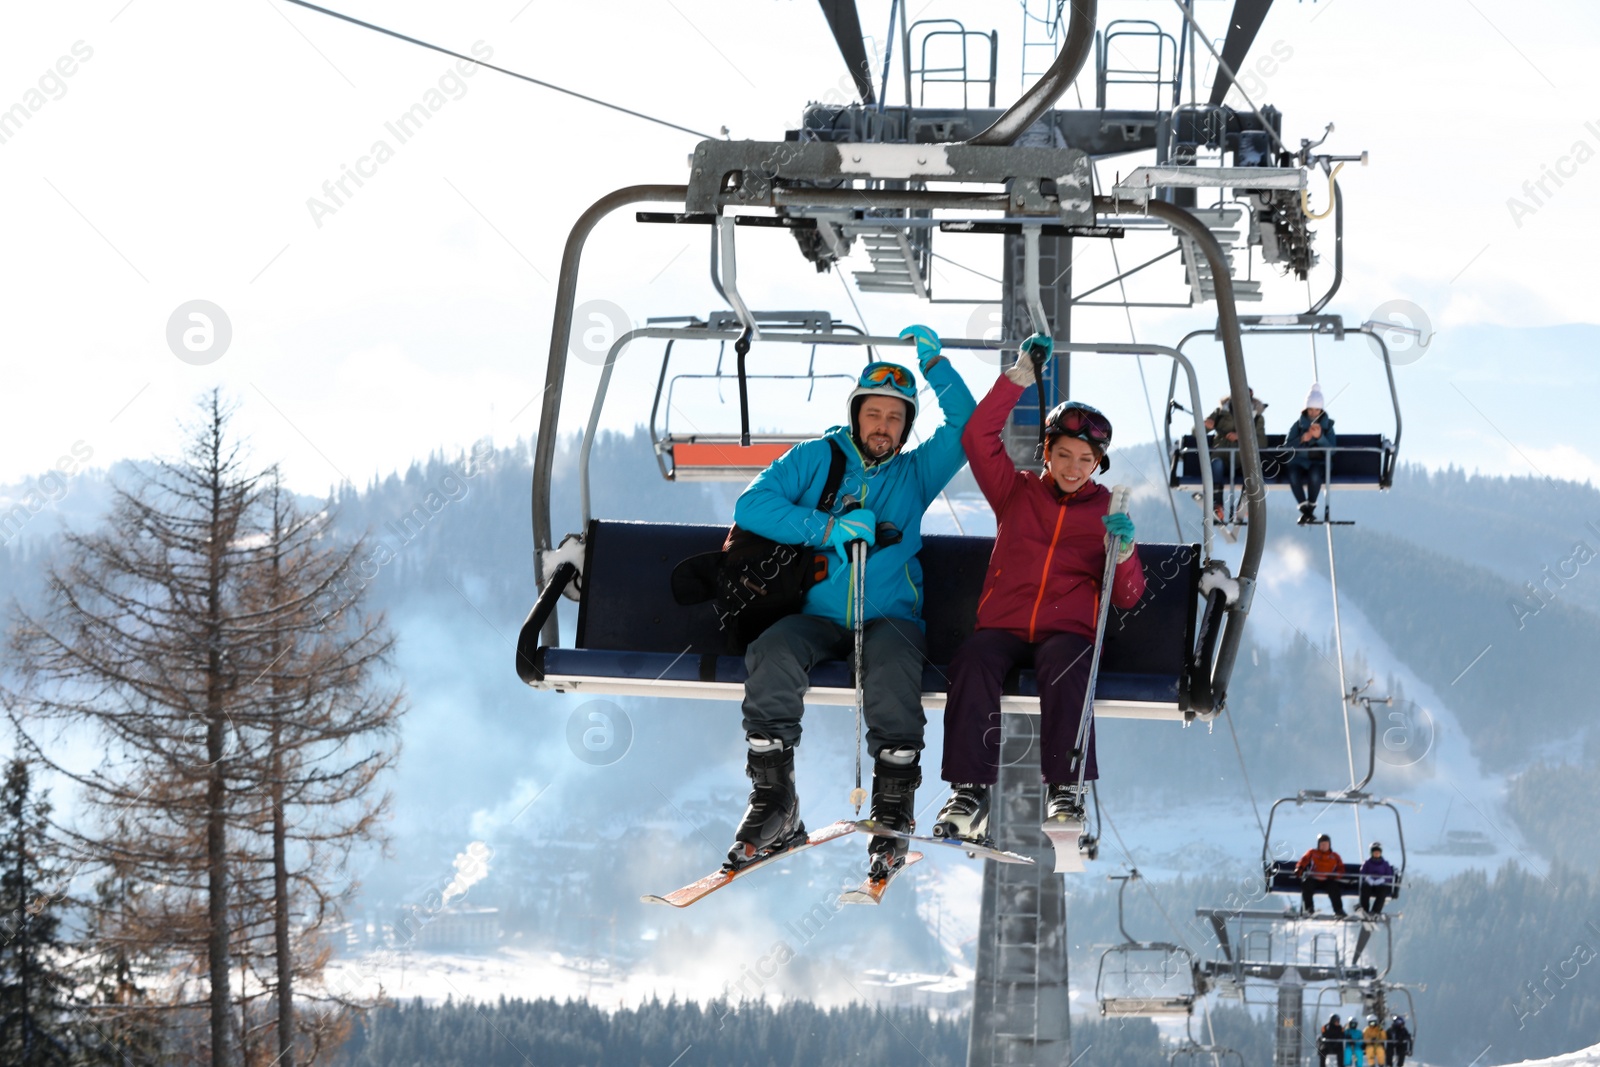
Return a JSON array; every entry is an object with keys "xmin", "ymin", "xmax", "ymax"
[
  {"xmin": 1266, "ymin": 860, "xmax": 1402, "ymax": 899},
  {"xmin": 1170, "ymin": 434, "xmax": 1391, "ymax": 488},
  {"xmin": 575, "ymin": 520, "xmax": 1200, "ymax": 696}
]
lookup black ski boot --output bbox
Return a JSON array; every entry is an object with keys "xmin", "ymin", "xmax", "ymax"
[
  {"xmin": 933, "ymin": 783, "xmax": 991, "ymax": 843},
  {"xmin": 1297, "ymin": 501, "xmax": 1316, "ymax": 525},
  {"xmin": 867, "ymin": 748, "xmax": 921, "ymax": 878},
  {"xmin": 726, "ymin": 739, "xmax": 804, "ymax": 870},
  {"xmin": 1045, "ymin": 782, "xmax": 1088, "ymax": 823}
]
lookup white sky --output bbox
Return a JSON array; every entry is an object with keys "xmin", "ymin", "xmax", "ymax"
[{"xmin": 3, "ymin": 0, "xmax": 1599, "ymax": 495}]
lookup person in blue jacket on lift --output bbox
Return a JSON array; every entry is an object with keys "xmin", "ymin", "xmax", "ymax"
[{"xmin": 725, "ymin": 325, "xmax": 975, "ymax": 881}]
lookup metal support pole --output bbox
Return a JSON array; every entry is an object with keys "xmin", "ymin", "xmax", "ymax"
[{"xmin": 968, "ymin": 713, "xmax": 1070, "ymax": 1067}]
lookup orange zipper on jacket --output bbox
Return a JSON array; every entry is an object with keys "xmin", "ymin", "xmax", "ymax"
[{"xmin": 1027, "ymin": 506, "xmax": 1068, "ymax": 641}]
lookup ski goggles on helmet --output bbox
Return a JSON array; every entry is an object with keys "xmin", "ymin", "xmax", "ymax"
[
  {"xmin": 1045, "ymin": 402, "xmax": 1112, "ymax": 443},
  {"xmin": 857, "ymin": 361, "xmax": 917, "ymax": 399},
  {"xmin": 1044, "ymin": 401, "xmax": 1112, "ymax": 472}
]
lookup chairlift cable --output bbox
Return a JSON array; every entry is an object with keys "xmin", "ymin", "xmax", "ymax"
[
  {"xmin": 1223, "ymin": 705, "xmax": 1267, "ymax": 839},
  {"xmin": 1099, "ymin": 801, "xmax": 1197, "ymax": 954},
  {"xmin": 277, "ymin": 0, "xmax": 723, "ymax": 140},
  {"xmin": 1326, "ymin": 518, "xmax": 1364, "ymax": 845},
  {"xmin": 929, "ymin": 250, "xmax": 1004, "ymax": 286},
  {"xmin": 876, "ymin": 1, "xmax": 898, "ymax": 116}
]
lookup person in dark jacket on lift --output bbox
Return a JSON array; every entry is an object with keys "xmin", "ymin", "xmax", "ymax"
[
  {"xmin": 1319, "ymin": 1014, "xmax": 1346, "ymax": 1067},
  {"xmin": 1386, "ymin": 1015, "xmax": 1413, "ymax": 1067},
  {"xmin": 1287, "ymin": 382, "xmax": 1338, "ymax": 524},
  {"xmin": 1203, "ymin": 387, "xmax": 1267, "ymax": 522},
  {"xmin": 932, "ymin": 334, "xmax": 1146, "ymax": 839}
]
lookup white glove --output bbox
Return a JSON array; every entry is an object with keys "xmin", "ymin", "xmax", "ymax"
[{"xmin": 1005, "ymin": 359, "xmax": 1035, "ymax": 387}]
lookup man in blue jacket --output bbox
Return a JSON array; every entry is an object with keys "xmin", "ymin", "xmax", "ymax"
[{"xmin": 727, "ymin": 325, "xmax": 975, "ymax": 877}]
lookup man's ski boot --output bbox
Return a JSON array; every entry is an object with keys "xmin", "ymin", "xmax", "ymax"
[
  {"xmin": 1045, "ymin": 782, "xmax": 1088, "ymax": 824},
  {"xmin": 725, "ymin": 738, "xmax": 805, "ymax": 870},
  {"xmin": 932, "ymin": 783, "xmax": 991, "ymax": 843},
  {"xmin": 866, "ymin": 748, "xmax": 921, "ymax": 879}
]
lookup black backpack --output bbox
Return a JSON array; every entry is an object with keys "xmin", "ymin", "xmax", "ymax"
[{"xmin": 671, "ymin": 439, "xmax": 847, "ymax": 649}]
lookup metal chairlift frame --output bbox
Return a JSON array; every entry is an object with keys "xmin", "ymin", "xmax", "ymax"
[
  {"xmin": 907, "ymin": 18, "xmax": 999, "ymax": 108},
  {"xmin": 1197, "ymin": 904, "xmax": 1393, "ymax": 986},
  {"xmin": 1163, "ymin": 313, "xmax": 1403, "ymax": 539},
  {"xmin": 1169, "ymin": 1038, "xmax": 1246, "ymax": 1067},
  {"xmin": 1096, "ymin": 19, "xmax": 1182, "ymax": 112},
  {"xmin": 525, "ymin": 154, "xmax": 1274, "ymax": 718},
  {"xmin": 1260, "ymin": 683, "xmax": 1408, "ymax": 900},
  {"xmin": 1095, "ymin": 872, "xmax": 1203, "ymax": 1017},
  {"xmin": 646, "ymin": 309, "xmax": 859, "ymax": 482},
  {"xmin": 1309, "ymin": 982, "xmax": 1418, "ymax": 1049}
]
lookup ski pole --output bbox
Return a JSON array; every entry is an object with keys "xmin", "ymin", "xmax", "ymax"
[
  {"xmin": 850, "ymin": 536, "xmax": 868, "ymax": 812},
  {"xmin": 1071, "ymin": 485, "xmax": 1131, "ymax": 792}
]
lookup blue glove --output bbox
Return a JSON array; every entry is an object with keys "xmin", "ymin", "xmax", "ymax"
[
  {"xmin": 899, "ymin": 325, "xmax": 942, "ymax": 371},
  {"xmin": 1102, "ymin": 512, "xmax": 1134, "ymax": 541},
  {"xmin": 1102, "ymin": 511, "xmax": 1135, "ymax": 558},
  {"xmin": 826, "ymin": 509, "xmax": 877, "ymax": 565},
  {"xmin": 1020, "ymin": 332, "xmax": 1054, "ymax": 362}
]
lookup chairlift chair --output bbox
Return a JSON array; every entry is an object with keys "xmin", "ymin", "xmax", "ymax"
[
  {"xmin": 1095, "ymin": 872, "xmax": 1204, "ymax": 1017},
  {"xmin": 522, "ymin": 139, "xmax": 1275, "ymax": 726},
  {"xmin": 1164, "ymin": 314, "xmax": 1403, "ymax": 531}
]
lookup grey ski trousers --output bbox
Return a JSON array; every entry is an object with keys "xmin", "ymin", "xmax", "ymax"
[{"xmin": 740, "ymin": 612, "xmax": 927, "ymax": 757}]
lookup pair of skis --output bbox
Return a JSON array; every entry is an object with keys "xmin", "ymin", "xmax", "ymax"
[
  {"xmin": 641, "ymin": 820, "xmax": 1034, "ymax": 910},
  {"xmin": 640, "ymin": 820, "xmax": 921, "ymax": 909}
]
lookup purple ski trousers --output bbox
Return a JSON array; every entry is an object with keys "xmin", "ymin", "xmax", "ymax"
[{"xmin": 940, "ymin": 628, "xmax": 1098, "ymax": 785}]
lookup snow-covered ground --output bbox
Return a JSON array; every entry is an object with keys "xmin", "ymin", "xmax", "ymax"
[{"xmin": 1500, "ymin": 1043, "xmax": 1600, "ymax": 1067}]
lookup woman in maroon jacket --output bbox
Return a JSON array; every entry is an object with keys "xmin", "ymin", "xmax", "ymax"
[{"xmin": 934, "ymin": 337, "xmax": 1146, "ymax": 840}]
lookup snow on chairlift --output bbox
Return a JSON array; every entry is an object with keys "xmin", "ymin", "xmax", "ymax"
[
  {"xmin": 1164, "ymin": 313, "xmax": 1403, "ymax": 529},
  {"xmin": 1095, "ymin": 872, "xmax": 1203, "ymax": 1017}
]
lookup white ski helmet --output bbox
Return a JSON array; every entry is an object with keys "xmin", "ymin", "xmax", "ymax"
[{"xmin": 848, "ymin": 361, "xmax": 919, "ymax": 437}]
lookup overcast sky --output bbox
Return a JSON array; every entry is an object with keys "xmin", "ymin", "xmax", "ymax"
[{"xmin": 4, "ymin": 0, "xmax": 1599, "ymax": 498}]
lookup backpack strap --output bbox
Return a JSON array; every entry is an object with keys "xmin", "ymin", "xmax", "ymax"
[{"xmin": 817, "ymin": 438, "xmax": 847, "ymax": 512}]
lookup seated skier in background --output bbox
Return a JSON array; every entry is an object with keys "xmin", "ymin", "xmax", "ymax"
[
  {"xmin": 1287, "ymin": 383, "xmax": 1338, "ymax": 524},
  {"xmin": 932, "ymin": 334, "xmax": 1146, "ymax": 841},
  {"xmin": 1318, "ymin": 1014, "xmax": 1346, "ymax": 1067},
  {"xmin": 726, "ymin": 325, "xmax": 975, "ymax": 879},
  {"xmin": 1344, "ymin": 1018, "xmax": 1364, "ymax": 1067},
  {"xmin": 1363, "ymin": 1015, "xmax": 1388, "ymax": 1066},
  {"xmin": 1202, "ymin": 387, "xmax": 1267, "ymax": 523},
  {"xmin": 1357, "ymin": 842, "xmax": 1396, "ymax": 914},
  {"xmin": 1386, "ymin": 1015, "xmax": 1412, "ymax": 1067},
  {"xmin": 1296, "ymin": 832, "xmax": 1348, "ymax": 916}
]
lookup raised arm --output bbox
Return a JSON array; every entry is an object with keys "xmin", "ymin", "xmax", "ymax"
[
  {"xmin": 962, "ymin": 373, "xmax": 1028, "ymax": 511},
  {"xmin": 909, "ymin": 350, "xmax": 978, "ymax": 501}
]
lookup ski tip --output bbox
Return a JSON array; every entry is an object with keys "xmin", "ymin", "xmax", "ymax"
[{"xmin": 640, "ymin": 894, "xmax": 671, "ymax": 906}]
